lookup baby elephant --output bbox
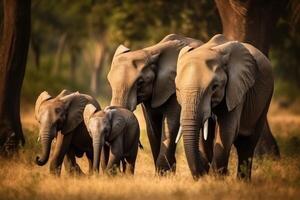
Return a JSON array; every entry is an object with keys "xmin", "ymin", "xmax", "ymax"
[{"xmin": 83, "ymin": 105, "xmax": 140, "ymax": 175}]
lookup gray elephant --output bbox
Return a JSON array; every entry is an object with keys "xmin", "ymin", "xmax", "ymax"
[
  {"xmin": 83, "ymin": 105, "xmax": 140, "ymax": 175},
  {"xmin": 35, "ymin": 90, "xmax": 101, "ymax": 176},
  {"xmin": 107, "ymin": 34, "xmax": 203, "ymax": 174},
  {"xmin": 175, "ymin": 34, "xmax": 279, "ymax": 180}
]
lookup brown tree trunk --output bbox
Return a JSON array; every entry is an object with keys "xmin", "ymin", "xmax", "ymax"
[
  {"xmin": 90, "ymin": 39, "xmax": 106, "ymax": 97},
  {"xmin": 215, "ymin": 0, "xmax": 288, "ymax": 56},
  {"xmin": 30, "ymin": 37, "xmax": 40, "ymax": 69},
  {"xmin": 52, "ymin": 33, "xmax": 67, "ymax": 75},
  {"xmin": 0, "ymin": 0, "xmax": 30, "ymax": 156}
]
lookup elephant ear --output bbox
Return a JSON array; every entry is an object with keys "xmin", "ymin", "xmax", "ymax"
[
  {"xmin": 107, "ymin": 109, "xmax": 126, "ymax": 141},
  {"xmin": 56, "ymin": 89, "xmax": 71, "ymax": 99},
  {"xmin": 83, "ymin": 104, "xmax": 97, "ymax": 128},
  {"xmin": 203, "ymin": 34, "xmax": 229, "ymax": 48},
  {"xmin": 113, "ymin": 44, "xmax": 130, "ymax": 57},
  {"xmin": 60, "ymin": 93, "xmax": 90, "ymax": 134},
  {"xmin": 35, "ymin": 91, "xmax": 52, "ymax": 121},
  {"xmin": 178, "ymin": 45, "xmax": 194, "ymax": 61},
  {"xmin": 212, "ymin": 41, "xmax": 257, "ymax": 111},
  {"xmin": 151, "ymin": 46, "xmax": 179, "ymax": 108},
  {"xmin": 150, "ymin": 35, "xmax": 203, "ymax": 108}
]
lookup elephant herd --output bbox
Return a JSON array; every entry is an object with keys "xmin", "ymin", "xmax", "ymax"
[{"xmin": 35, "ymin": 34, "xmax": 280, "ymax": 180}]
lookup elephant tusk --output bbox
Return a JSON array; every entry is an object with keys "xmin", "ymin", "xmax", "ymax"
[
  {"xmin": 37, "ymin": 136, "xmax": 40, "ymax": 143},
  {"xmin": 175, "ymin": 126, "xmax": 182, "ymax": 144},
  {"xmin": 203, "ymin": 119, "xmax": 208, "ymax": 141}
]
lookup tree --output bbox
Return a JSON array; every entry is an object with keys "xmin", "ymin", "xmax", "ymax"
[
  {"xmin": 215, "ymin": 0, "xmax": 288, "ymax": 56},
  {"xmin": 0, "ymin": 0, "xmax": 31, "ymax": 156}
]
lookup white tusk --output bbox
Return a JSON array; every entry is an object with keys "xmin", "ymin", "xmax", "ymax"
[
  {"xmin": 203, "ymin": 119, "xmax": 208, "ymax": 141},
  {"xmin": 37, "ymin": 136, "xmax": 40, "ymax": 142},
  {"xmin": 175, "ymin": 126, "xmax": 182, "ymax": 144}
]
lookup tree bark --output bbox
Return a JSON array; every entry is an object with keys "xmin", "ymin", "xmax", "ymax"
[
  {"xmin": 30, "ymin": 37, "xmax": 41, "ymax": 69},
  {"xmin": 0, "ymin": 0, "xmax": 31, "ymax": 156},
  {"xmin": 215, "ymin": 0, "xmax": 288, "ymax": 56},
  {"xmin": 52, "ymin": 33, "xmax": 67, "ymax": 75},
  {"xmin": 90, "ymin": 39, "xmax": 106, "ymax": 97}
]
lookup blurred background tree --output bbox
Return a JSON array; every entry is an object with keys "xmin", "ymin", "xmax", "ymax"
[{"xmin": 1, "ymin": 0, "xmax": 297, "ymax": 104}]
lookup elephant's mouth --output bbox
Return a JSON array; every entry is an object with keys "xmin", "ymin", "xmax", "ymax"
[
  {"xmin": 177, "ymin": 115, "xmax": 216, "ymax": 143},
  {"xmin": 137, "ymin": 92, "xmax": 149, "ymax": 103}
]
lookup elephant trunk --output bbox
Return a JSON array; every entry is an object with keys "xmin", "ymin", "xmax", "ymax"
[
  {"xmin": 92, "ymin": 135, "xmax": 104, "ymax": 173},
  {"xmin": 110, "ymin": 87, "xmax": 137, "ymax": 111},
  {"xmin": 180, "ymin": 91, "xmax": 208, "ymax": 179},
  {"xmin": 35, "ymin": 127, "xmax": 55, "ymax": 166}
]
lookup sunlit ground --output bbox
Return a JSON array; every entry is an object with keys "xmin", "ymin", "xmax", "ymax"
[{"xmin": 0, "ymin": 102, "xmax": 300, "ymax": 200}]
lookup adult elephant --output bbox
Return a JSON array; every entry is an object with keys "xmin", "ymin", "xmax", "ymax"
[
  {"xmin": 107, "ymin": 34, "xmax": 203, "ymax": 173},
  {"xmin": 175, "ymin": 34, "xmax": 279, "ymax": 180},
  {"xmin": 35, "ymin": 90, "xmax": 101, "ymax": 176}
]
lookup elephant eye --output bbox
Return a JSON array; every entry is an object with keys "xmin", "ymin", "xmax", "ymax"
[
  {"xmin": 212, "ymin": 84, "xmax": 218, "ymax": 92},
  {"xmin": 137, "ymin": 78, "xmax": 144, "ymax": 88}
]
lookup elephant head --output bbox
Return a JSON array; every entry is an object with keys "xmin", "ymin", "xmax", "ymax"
[
  {"xmin": 35, "ymin": 90, "xmax": 99, "ymax": 166},
  {"xmin": 83, "ymin": 104, "xmax": 126, "ymax": 173},
  {"xmin": 175, "ymin": 34, "xmax": 257, "ymax": 178},
  {"xmin": 107, "ymin": 34, "xmax": 202, "ymax": 111}
]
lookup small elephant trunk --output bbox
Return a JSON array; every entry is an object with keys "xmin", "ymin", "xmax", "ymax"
[
  {"xmin": 92, "ymin": 136, "xmax": 104, "ymax": 173},
  {"xmin": 35, "ymin": 127, "xmax": 55, "ymax": 166}
]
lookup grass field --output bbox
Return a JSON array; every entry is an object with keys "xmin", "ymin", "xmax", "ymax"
[{"xmin": 0, "ymin": 102, "xmax": 300, "ymax": 200}]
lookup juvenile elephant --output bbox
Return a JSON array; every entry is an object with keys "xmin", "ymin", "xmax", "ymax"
[
  {"xmin": 107, "ymin": 34, "xmax": 203, "ymax": 173},
  {"xmin": 35, "ymin": 90, "xmax": 101, "ymax": 176},
  {"xmin": 175, "ymin": 34, "xmax": 279, "ymax": 180},
  {"xmin": 83, "ymin": 105, "xmax": 140, "ymax": 175}
]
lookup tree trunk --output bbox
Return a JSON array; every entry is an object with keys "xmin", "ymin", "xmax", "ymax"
[
  {"xmin": 215, "ymin": 0, "xmax": 288, "ymax": 56},
  {"xmin": 0, "ymin": 0, "xmax": 30, "ymax": 156},
  {"xmin": 30, "ymin": 37, "xmax": 40, "ymax": 69},
  {"xmin": 90, "ymin": 40, "xmax": 106, "ymax": 97},
  {"xmin": 52, "ymin": 33, "xmax": 67, "ymax": 75},
  {"xmin": 69, "ymin": 49, "xmax": 78, "ymax": 82}
]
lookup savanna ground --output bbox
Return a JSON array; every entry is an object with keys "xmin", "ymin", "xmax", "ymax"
[{"xmin": 0, "ymin": 100, "xmax": 300, "ymax": 200}]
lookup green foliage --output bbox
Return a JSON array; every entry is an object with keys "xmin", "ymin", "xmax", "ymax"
[{"xmin": 22, "ymin": 0, "xmax": 300, "ymax": 104}]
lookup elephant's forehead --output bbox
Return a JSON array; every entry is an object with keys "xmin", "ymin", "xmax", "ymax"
[
  {"xmin": 177, "ymin": 61, "xmax": 215, "ymax": 88},
  {"xmin": 89, "ymin": 118, "xmax": 102, "ymax": 130}
]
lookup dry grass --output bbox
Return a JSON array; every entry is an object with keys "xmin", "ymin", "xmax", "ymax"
[{"xmin": 0, "ymin": 103, "xmax": 300, "ymax": 200}]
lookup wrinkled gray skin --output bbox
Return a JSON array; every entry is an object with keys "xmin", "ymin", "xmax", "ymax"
[
  {"xmin": 107, "ymin": 34, "xmax": 203, "ymax": 174},
  {"xmin": 175, "ymin": 34, "xmax": 279, "ymax": 180},
  {"xmin": 35, "ymin": 90, "xmax": 101, "ymax": 176},
  {"xmin": 83, "ymin": 105, "xmax": 140, "ymax": 175}
]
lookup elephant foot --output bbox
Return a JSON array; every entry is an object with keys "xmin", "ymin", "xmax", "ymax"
[
  {"xmin": 67, "ymin": 164, "xmax": 85, "ymax": 177},
  {"xmin": 156, "ymin": 156, "xmax": 176, "ymax": 176},
  {"xmin": 49, "ymin": 165, "xmax": 62, "ymax": 177}
]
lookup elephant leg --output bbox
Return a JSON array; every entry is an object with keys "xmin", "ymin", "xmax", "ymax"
[
  {"xmin": 124, "ymin": 160, "xmax": 135, "ymax": 175},
  {"xmin": 199, "ymin": 117, "xmax": 216, "ymax": 165},
  {"xmin": 88, "ymin": 157, "xmax": 93, "ymax": 175},
  {"xmin": 234, "ymin": 134, "xmax": 257, "ymax": 180},
  {"xmin": 49, "ymin": 132, "xmax": 72, "ymax": 176},
  {"xmin": 63, "ymin": 148, "xmax": 84, "ymax": 176},
  {"xmin": 106, "ymin": 137, "xmax": 123, "ymax": 175},
  {"xmin": 100, "ymin": 145, "xmax": 110, "ymax": 174},
  {"xmin": 212, "ymin": 106, "xmax": 242, "ymax": 175},
  {"xmin": 124, "ymin": 137, "xmax": 139, "ymax": 175},
  {"xmin": 212, "ymin": 132, "xmax": 232, "ymax": 175},
  {"xmin": 156, "ymin": 97, "xmax": 180, "ymax": 174},
  {"xmin": 141, "ymin": 103, "xmax": 162, "ymax": 169},
  {"xmin": 254, "ymin": 120, "xmax": 280, "ymax": 158}
]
